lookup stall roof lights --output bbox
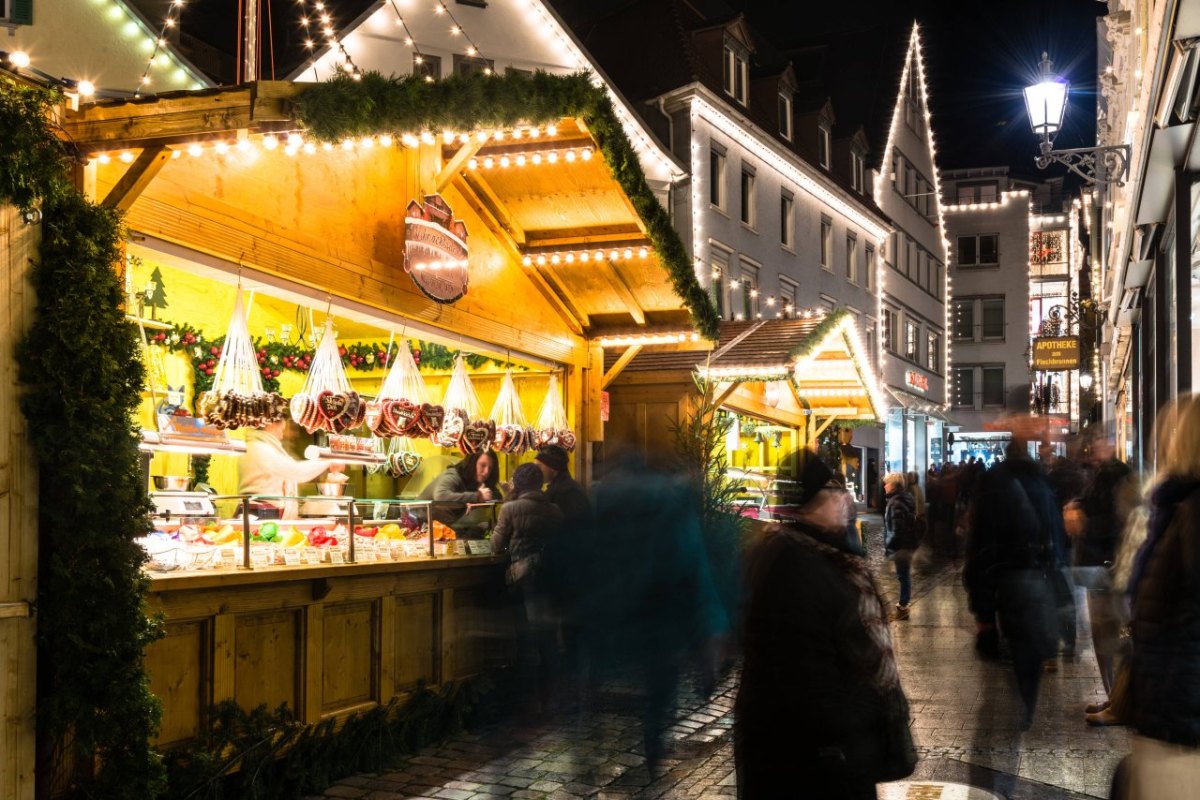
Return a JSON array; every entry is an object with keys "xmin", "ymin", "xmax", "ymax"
[
  {"xmin": 411, "ymin": 259, "xmax": 469, "ymax": 272},
  {"xmin": 524, "ymin": 246, "xmax": 649, "ymax": 267},
  {"xmin": 597, "ymin": 331, "xmax": 700, "ymax": 347},
  {"xmin": 697, "ymin": 364, "xmax": 792, "ymax": 380},
  {"xmin": 468, "ymin": 147, "xmax": 594, "ymax": 170}
]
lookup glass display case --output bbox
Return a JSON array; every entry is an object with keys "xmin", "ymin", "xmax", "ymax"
[{"xmin": 140, "ymin": 494, "xmax": 501, "ymax": 575}]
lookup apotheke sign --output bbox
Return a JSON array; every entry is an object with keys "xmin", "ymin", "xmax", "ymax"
[
  {"xmin": 404, "ymin": 194, "xmax": 470, "ymax": 304},
  {"xmin": 1032, "ymin": 336, "xmax": 1080, "ymax": 371}
]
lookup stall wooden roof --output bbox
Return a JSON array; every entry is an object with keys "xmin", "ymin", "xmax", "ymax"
[{"xmin": 59, "ymin": 81, "xmax": 706, "ymax": 366}]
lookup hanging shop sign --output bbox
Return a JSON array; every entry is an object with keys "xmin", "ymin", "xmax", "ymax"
[
  {"xmin": 404, "ymin": 194, "xmax": 470, "ymax": 304},
  {"xmin": 1032, "ymin": 336, "xmax": 1080, "ymax": 370},
  {"xmin": 905, "ymin": 370, "xmax": 929, "ymax": 393}
]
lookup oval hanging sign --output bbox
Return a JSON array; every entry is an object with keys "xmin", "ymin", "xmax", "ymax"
[{"xmin": 404, "ymin": 194, "xmax": 469, "ymax": 304}]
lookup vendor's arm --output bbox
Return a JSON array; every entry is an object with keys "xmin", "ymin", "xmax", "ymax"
[
  {"xmin": 430, "ymin": 470, "xmax": 483, "ymax": 503},
  {"xmin": 252, "ymin": 441, "xmax": 332, "ymax": 485}
]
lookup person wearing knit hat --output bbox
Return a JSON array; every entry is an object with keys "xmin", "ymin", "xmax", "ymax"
[{"xmin": 736, "ymin": 450, "xmax": 916, "ymax": 795}]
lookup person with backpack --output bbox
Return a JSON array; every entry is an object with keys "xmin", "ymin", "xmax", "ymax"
[{"xmin": 884, "ymin": 472, "xmax": 919, "ymax": 620}]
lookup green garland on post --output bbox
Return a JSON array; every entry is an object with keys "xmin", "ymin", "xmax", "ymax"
[
  {"xmin": 293, "ymin": 71, "xmax": 720, "ymax": 340},
  {"xmin": 5, "ymin": 79, "xmax": 166, "ymax": 796}
]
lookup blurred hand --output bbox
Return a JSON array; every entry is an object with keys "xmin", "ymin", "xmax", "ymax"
[
  {"xmin": 326, "ymin": 462, "xmax": 346, "ymax": 474},
  {"xmin": 478, "ymin": 486, "xmax": 494, "ymax": 501}
]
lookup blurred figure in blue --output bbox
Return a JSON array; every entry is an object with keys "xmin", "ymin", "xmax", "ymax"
[
  {"xmin": 736, "ymin": 453, "xmax": 915, "ymax": 798},
  {"xmin": 586, "ymin": 451, "xmax": 728, "ymax": 776},
  {"xmin": 884, "ymin": 472, "xmax": 919, "ymax": 621},
  {"xmin": 1112, "ymin": 394, "xmax": 1200, "ymax": 798},
  {"xmin": 964, "ymin": 436, "xmax": 1069, "ymax": 728}
]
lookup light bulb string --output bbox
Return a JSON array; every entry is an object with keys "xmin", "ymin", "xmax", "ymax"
[
  {"xmin": 134, "ymin": 0, "xmax": 187, "ymax": 97},
  {"xmin": 298, "ymin": 0, "xmax": 362, "ymax": 78},
  {"xmin": 388, "ymin": 0, "xmax": 428, "ymax": 62},
  {"xmin": 433, "ymin": 1, "xmax": 489, "ymax": 73}
]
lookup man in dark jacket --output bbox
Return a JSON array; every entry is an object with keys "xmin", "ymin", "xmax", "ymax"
[
  {"xmin": 965, "ymin": 440, "xmax": 1068, "ymax": 727},
  {"xmin": 884, "ymin": 473, "xmax": 918, "ymax": 620}
]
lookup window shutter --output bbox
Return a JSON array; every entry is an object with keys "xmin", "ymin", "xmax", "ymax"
[{"xmin": 10, "ymin": 0, "xmax": 33, "ymax": 24}]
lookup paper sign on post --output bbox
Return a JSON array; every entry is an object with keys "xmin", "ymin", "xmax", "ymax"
[
  {"xmin": 249, "ymin": 548, "xmax": 269, "ymax": 567},
  {"xmin": 329, "ymin": 547, "xmax": 345, "ymax": 564},
  {"xmin": 303, "ymin": 547, "xmax": 321, "ymax": 565}
]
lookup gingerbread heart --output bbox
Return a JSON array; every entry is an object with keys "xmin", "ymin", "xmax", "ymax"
[
  {"xmin": 401, "ymin": 451, "xmax": 421, "ymax": 475},
  {"xmin": 559, "ymin": 429, "xmax": 577, "ymax": 452},
  {"xmin": 419, "ymin": 403, "xmax": 444, "ymax": 435},
  {"xmin": 462, "ymin": 422, "xmax": 491, "ymax": 454},
  {"xmin": 318, "ymin": 390, "xmax": 348, "ymax": 423},
  {"xmin": 290, "ymin": 393, "xmax": 319, "ymax": 431},
  {"xmin": 366, "ymin": 401, "xmax": 383, "ymax": 434},
  {"xmin": 386, "ymin": 453, "xmax": 405, "ymax": 478},
  {"xmin": 393, "ymin": 400, "xmax": 421, "ymax": 436}
]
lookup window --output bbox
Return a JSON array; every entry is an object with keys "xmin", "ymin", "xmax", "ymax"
[
  {"xmin": 882, "ymin": 308, "xmax": 896, "ymax": 352},
  {"xmin": 709, "ymin": 146, "xmax": 726, "ymax": 209},
  {"xmin": 864, "ymin": 245, "xmax": 875, "ymax": 290},
  {"xmin": 904, "ymin": 57, "xmax": 923, "ymax": 133},
  {"xmin": 710, "ymin": 249, "xmax": 729, "ymax": 318},
  {"xmin": 780, "ymin": 191, "xmax": 794, "ymax": 248},
  {"xmin": 740, "ymin": 263, "xmax": 760, "ymax": 320},
  {"xmin": 820, "ymin": 216, "xmax": 832, "ymax": 270},
  {"xmin": 904, "ymin": 320, "xmax": 920, "ymax": 362},
  {"xmin": 956, "ymin": 182, "xmax": 999, "ymax": 204},
  {"xmin": 846, "ymin": 234, "xmax": 858, "ymax": 284},
  {"xmin": 957, "ymin": 234, "xmax": 999, "ymax": 267},
  {"xmin": 740, "ymin": 169, "xmax": 755, "ymax": 227},
  {"xmin": 453, "ymin": 53, "xmax": 494, "ymax": 76},
  {"xmin": 981, "ymin": 298, "xmax": 1005, "ymax": 339},
  {"xmin": 817, "ymin": 125, "xmax": 831, "ymax": 168},
  {"xmin": 867, "ymin": 326, "xmax": 878, "ymax": 367},
  {"xmin": 1, "ymin": 0, "xmax": 32, "ymax": 24},
  {"xmin": 927, "ymin": 332, "xmax": 940, "ymax": 371},
  {"xmin": 934, "ymin": 261, "xmax": 944, "ymax": 299},
  {"xmin": 723, "ymin": 43, "xmax": 749, "ymax": 105},
  {"xmin": 778, "ymin": 93, "xmax": 793, "ymax": 140},
  {"xmin": 952, "ymin": 300, "xmax": 973, "ymax": 340},
  {"xmin": 778, "ymin": 278, "xmax": 797, "ymax": 318},
  {"xmin": 851, "ymin": 151, "xmax": 866, "ymax": 194},
  {"xmin": 982, "ymin": 367, "xmax": 1005, "ymax": 406},
  {"xmin": 456, "ymin": 0, "xmax": 488, "ymax": 7},
  {"xmin": 414, "ymin": 53, "xmax": 442, "ymax": 81},
  {"xmin": 953, "ymin": 368, "xmax": 974, "ymax": 408},
  {"xmin": 504, "ymin": 66, "xmax": 533, "ymax": 78}
]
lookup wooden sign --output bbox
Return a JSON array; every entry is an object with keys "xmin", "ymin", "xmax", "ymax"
[
  {"xmin": 1032, "ymin": 336, "xmax": 1080, "ymax": 370},
  {"xmin": 404, "ymin": 194, "xmax": 469, "ymax": 303}
]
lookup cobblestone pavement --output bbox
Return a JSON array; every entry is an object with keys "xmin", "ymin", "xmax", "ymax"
[{"xmin": 316, "ymin": 517, "xmax": 1130, "ymax": 799}]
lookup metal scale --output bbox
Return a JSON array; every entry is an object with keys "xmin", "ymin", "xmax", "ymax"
[{"xmin": 149, "ymin": 490, "xmax": 217, "ymax": 522}]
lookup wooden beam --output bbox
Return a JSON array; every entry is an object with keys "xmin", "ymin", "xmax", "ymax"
[
  {"xmin": 602, "ymin": 345, "xmax": 643, "ymax": 389},
  {"xmin": 433, "ymin": 140, "xmax": 484, "ymax": 194},
  {"xmin": 101, "ymin": 145, "xmax": 170, "ymax": 211},
  {"xmin": 524, "ymin": 223, "xmax": 644, "ymax": 245},
  {"xmin": 536, "ymin": 265, "xmax": 591, "ymax": 328},
  {"xmin": 599, "ymin": 262, "xmax": 646, "ymax": 325},
  {"xmin": 812, "ymin": 414, "xmax": 840, "ymax": 440},
  {"xmin": 0, "ymin": 602, "xmax": 31, "ymax": 620},
  {"xmin": 713, "ymin": 381, "xmax": 741, "ymax": 408},
  {"xmin": 452, "ymin": 175, "xmax": 586, "ymax": 336},
  {"xmin": 459, "ymin": 169, "xmax": 526, "ymax": 245}
]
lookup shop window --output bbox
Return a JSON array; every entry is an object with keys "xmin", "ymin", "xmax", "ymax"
[
  {"xmin": 953, "ymin": 367, "xmax": 975, "ymax": 408},
  {"xmin": 982, "ymin": 366, "xmax": 1005, "ymax": 406},
  {"xmin": 981, "ymin": 298, "xmax": 1005, "ymax": 339},
  {"xmin": 780, "ymin": 191, "xmax": 794, "ymax": 248},
  {"xmin": 453, "ymin": 53, "xmax": 494, "ymax": 76},
  {"xmin": 709, "ymin": 145, "xmax": 726, "ymax": 209},
  {"xmin": 740, "ymin": 168, "xmax": 756, "ymax": 227},
  {"xmin": 904, "ymin": 320, "xmax": 920, "ymax": 362},
  {"xmin": 820, "ymin": 216, "xmax": 832, "ymax": 270},
  {"xmin": 414, "ymin": 53, "xmax": 442, "ymax": 81},
  {"xmin": 957, "ymin": 234, "xmax": 999, "ymax": 267}
]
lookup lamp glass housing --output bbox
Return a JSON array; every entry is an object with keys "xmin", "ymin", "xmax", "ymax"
[
  {"xmin": 1079, "ymin": 372, "xmax": 1094, "ymax": 391},
  {"xmin": 1024, "ymin": 76, "xmax": 1069, "ymax": 138}
]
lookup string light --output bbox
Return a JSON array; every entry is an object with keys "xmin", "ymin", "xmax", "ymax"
[
  {"xmin": 521, "ymin": 245, "xmax": 649, "ymax": 267},
  {"xmin": 597, "ymin": 332, "xmax": 700, "ymax": 347},
  {"xmin": 467, "ymin": 147, "xmax": 594, "ymax": 170},
  {"xmin": 134, "ymin": 0, "xmax": 189, "ymax": 96},
  {"xmin": 298, "ymin": 0, "xmax": 362, "ymax": 79}
]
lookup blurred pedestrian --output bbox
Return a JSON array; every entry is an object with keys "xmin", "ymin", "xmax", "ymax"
[
  {"xmin": 964, "ymin": 438, "xmax": 1069, "ymax": 728},
  {"xmin": 736, "ymin": 454, "xmax": 916, "ymax": 798},
  {"xmin": 884, "ymin": 472, "xmax": 919, "ymax": 621},
  {"xmin": 1113, "ymin": 394, "xmax": 1200, "ymax": 797},
  {"xmin": 587, "ymin": 452, "xmax": 728, "ymax": 776},
  {"xmin": 831, "ymin": 471, "xmax": 864, "ymax": 555},
  {"xmin": 491, "ymin": 462, "xmax": 564, "ymax": 716}
]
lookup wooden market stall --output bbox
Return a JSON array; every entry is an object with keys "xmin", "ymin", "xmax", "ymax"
[
  {"xmin": 53, "ymin": 77, "xmax": 710, "ymax": 750},
  {"xmin": 603, "ymin": 310, "xmax": 888, "ymax": 478}
]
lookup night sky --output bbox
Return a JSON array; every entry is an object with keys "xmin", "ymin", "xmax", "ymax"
[{"xmin": 178, "ymin": 0, "xmax": 1105, "ymax": 176}]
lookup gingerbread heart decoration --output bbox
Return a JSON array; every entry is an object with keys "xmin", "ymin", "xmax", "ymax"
[
  {"xmin": 420, "ymin": 404, "xmax": 444, "ymax": 435},
  {"xmin": 393, "ymin": 400, "xmax": 421, "ymax": 436},
  {"xmin": 365, "ymin": 401, "xmax": 383, "ymax": 434},
  {"xmin": 401, "ymin": 451, "xmax": 421, "ymax": 475},
  {"xmin": 559, "ymin": 430, "xmax": 578, "ymax": 452},
  {"xmin": 290, "ymin": 393, "xmax": 322, "ymax": 433},
  {"xmin": 317, "ymin": 390, "xmax": 347, "ymax": 425},
  {"xmin": 461, "ymin": 421, "xmax": 491, "ymax": 454}
]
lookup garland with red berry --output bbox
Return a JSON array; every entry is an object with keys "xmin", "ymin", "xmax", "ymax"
[{"xmin": 148, "ymin": 324, "xmax": 506, "ymax": 410}]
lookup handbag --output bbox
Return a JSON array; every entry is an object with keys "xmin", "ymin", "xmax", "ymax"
[{"xmin": 505, "ymin": 552, "xmax": 542, "ymax": 587}]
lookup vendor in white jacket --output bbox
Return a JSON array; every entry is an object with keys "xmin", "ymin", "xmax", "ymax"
[{"xmin": 239, "ymin": 419, "xmax": 342, "ymax": 518}]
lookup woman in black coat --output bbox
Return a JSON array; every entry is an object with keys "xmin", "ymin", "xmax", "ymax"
[{"xmin": 736, "ymin": 456, "xmax": 914, "ymax": 799}]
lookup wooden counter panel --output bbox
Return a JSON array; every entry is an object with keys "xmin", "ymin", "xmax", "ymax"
[
  {"xmin": 146, "ymin": 619, "xmax": 209, "ymax": 747},
  {"xmin": 321, "ymin": 601, "xmax": 379, "ymax": 714},
  {"xmin": 394, "ymin": 593, "xmax": 438, "ymax": 691},
  {"xmin": 233, "ymin": 610, "xmax": 302, "ymax": 716}
]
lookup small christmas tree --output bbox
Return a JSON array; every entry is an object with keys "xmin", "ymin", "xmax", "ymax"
[{"xmin": 144, "ymin": 266, "xmax": 168, "ymax": 319}]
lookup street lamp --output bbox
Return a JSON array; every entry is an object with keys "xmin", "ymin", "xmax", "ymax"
[
  {"xmin": 1025, "ymin": 53, "xmax": 1130, "ymax": 186},
  {"xmin": 1079, "ymin": 372, "xmax": 1093, "ymax": 391}
]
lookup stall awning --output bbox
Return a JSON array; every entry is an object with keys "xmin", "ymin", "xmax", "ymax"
[{"xmin": 603, "ymin": 310, "xmax": 887, "ymax": 421}]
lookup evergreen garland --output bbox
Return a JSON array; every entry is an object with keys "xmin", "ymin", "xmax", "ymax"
[
  {"xmin": 13, "ymin": 174, "xmax": 167, "ymax": 798},
  {"xmin": 293, "ymin": 71, "xmax": 720, "ymax": 340},
  {"xmin": 0, "ymin": 80, "xmax": 72, "ymax": 213}
]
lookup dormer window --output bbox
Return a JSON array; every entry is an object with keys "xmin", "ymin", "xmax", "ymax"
[
  {"xmin": 850, "ymin": 150, "xmax": 866, "ymax": 193},
  {"xmin": 778, "ymin": 92, "xmax": 793, "ymax": 140},
  {"xmin": 817, "ymin": 125, "xmax": 831, "ymax": 169},
  {"xmin": 723, "ymin": 41, "xmax": 749, "ymax": 106}
]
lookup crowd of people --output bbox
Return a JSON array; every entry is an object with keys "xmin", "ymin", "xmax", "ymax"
[{"xmin": 466, "ymin": 392, "xmax": 1200, "ymax": 799}]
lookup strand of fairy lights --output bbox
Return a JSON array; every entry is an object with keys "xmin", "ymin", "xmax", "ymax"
[
  {"xmin": 522, "ymin": 244, "xmax": 649, "ymax": 266},
  {"xmin": 299, "ymin": 0, "xmax": 362, "ymax": 79},
  {"xmin": 433, "ymin": 1, "xmax": 491, "ymax": 74},
  {"xmin": 387, "ymin": 0, "xmax": 433, "ymax": 80},
  {"xmin": 134, "ymin": 0, "xmax": 186, "ymax": 96},
  {"xmin": 468, "ymin": 145, "xmax": 592, "ymax": 170}
]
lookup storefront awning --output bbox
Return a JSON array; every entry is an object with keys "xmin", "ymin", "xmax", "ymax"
[
  {"xmin": 887, "ymin": 387, "xmax": 953, "ymax": 421},
  {"xmin": 603, "ymin": 309, "xmax": 887, "ymax": 422}
]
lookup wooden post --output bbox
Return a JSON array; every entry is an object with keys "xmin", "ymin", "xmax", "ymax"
[{"xmin": 0, "ymin": 204, "xmax": 40, "ymax": 800}]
